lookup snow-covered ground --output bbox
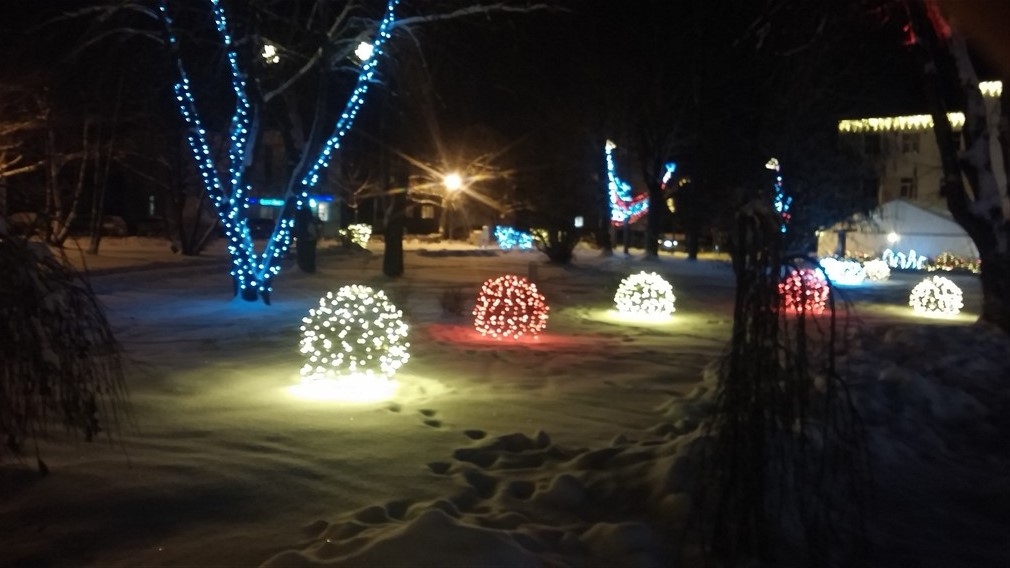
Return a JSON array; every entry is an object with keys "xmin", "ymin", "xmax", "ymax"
[{"xmin": 1, "ymin": 238, "xmax": 1007, "ymax": 567}]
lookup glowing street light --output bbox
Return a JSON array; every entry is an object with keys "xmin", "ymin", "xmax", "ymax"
[{"xmin": 443, "ymin": 172, "xmax": 463, "ymax": 192}]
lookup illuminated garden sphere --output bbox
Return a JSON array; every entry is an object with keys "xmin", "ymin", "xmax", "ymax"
[
  {"xmin": 341, "ymin": 223, "xmax": 372, "ymax": 248},
  {"xmin": 779, "ymin": 267, "xmax": 830, "ymax": 314},
  {"xmin": 300, "ymin": 285, "xmax": 410, "ymax": 379},
  {"xmin": 614, "ymin": 271, "xmax": 676, "ymax": 316},
  {"xmin": 819, "ymin": 257, "xmax": 866, "ymax": 286},
  {"xmin": 863, "ymin": 258, "xmax": 891, "ymax": 281},
  {"xmin": 909, "ymin": 275, "xmax": 963, "ymax": 316},
  {"xmin": 472, "ymin": 274, "xmax": 550, "ymax": 340}
]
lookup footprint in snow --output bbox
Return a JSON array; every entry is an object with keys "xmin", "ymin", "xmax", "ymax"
[{"xmin": 463, "ymin": 429, "xmax": 486, "ymax": 440}]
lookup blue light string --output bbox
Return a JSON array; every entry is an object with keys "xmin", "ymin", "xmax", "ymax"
[
  {"xmin": 256, "ymin": 0, "xmax": 400, "ymax": 291},
  {"xmin": 605, "ymin": 141, "xmax": 648, "ymax": 226},
  {"xmin": 159, "ymin": 0, "xmax": 399, "ymax": 297},
  {"xmin": 494, "ymin": 226, "xmax": 534, "ymax": 251}
]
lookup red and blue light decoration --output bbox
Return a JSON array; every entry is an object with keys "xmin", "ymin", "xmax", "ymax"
[
  {"xmin": 766, "ymin": 158, "xmax": 792, "ymax": 234},
  {"xmin": 605, "ymin": 140, "xmax": 648, "ymax": 226},
  {"xmin": 158, "ymin": 0, "xmax": 399, "ymax": 302},
  {"xmin": 779, "ymin": 267, "xmax": 829, "ymax": 314},
  {"xmin": 472, "ymin": 274, "xmax": 550, "ymax": 340}
]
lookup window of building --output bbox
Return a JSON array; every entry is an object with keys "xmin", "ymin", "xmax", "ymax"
[
  {"xmin": 864, "ymin": 134, "xmax": 881, "ymax": 156},
  {"xmin": 900, "ymin": 177, "xmax": 918, "ymax": 199},
  {"xmin": 421, "ymin": 205, "xmax": 435, "ymax": 219},
  {"xmin": 901, "ymin": 132, "xmax": 920, "ymax": 154}
]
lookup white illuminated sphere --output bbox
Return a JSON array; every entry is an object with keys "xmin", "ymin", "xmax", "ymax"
[
  {"xmin": 614, "ymin": 271, "xmax": 676, "ymax": 316},
  {"xmin": 819, "ymin": 258, "xmax": 866, "ymax": 286},
  {"xmin": 300, "ymin": 285, "xmax": 410, "ymax": 379},
  {"xmin": 863, "ymin": 258, "xmax": 891, "ymax": 281},
  {"xmin": 909, "ymin": 276, "xmax": 963, "ymax": 316}
]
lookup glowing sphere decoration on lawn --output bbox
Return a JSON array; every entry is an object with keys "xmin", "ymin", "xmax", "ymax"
[
  {"xmin": 340, "ymin": 223, "xmax": 372, "ymax": 248},
  {"xmin": 909, "ymin": 275, "xmax": 963, "ymax": 316},
  {"xmin": 779, "ymin": 267, "xmax": 830, "ymax": 314},
  {"xmin": 819, "ymin": 257, "xmax": 866, "ymax": 286},
  {"xmin": 862, "ymin": 258, "xmax": 891, "ymax": 281},
  {"xmin": 300, "ymin": 285, "xmax": 410, "ymax": 379},
  {"xmin": 614, "ymin": 271, "xmax": 676, "ymax": 316},
  {"xmin": 472, "ymin": 274, "xmax": 550, "ymax": 340}
]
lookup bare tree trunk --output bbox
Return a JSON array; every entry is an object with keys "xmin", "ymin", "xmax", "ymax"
[
  {"xmin": 907, "ymin": 0, "xmax": 1010, "ymax": 332},
  {"xmin": 645, "ymin": 180, "xmax": 662, "ymax": 258}
]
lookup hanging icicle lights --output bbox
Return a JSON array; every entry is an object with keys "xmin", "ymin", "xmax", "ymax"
[
  {"xmin": 158, "ymin": 0, "xmax": 400, "ymax": 301},
  {"xmin": 605, "ymin": 140, "xmax": 648, "ymax": 226}
]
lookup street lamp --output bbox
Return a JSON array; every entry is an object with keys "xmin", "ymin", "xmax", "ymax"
[
  {"xmin": 443, "ymin": 172, "xmax": 463, "ymax": 192},
  {"xmin": 441, "ymin": 172, "xmax": 464, "ymax": 239}
]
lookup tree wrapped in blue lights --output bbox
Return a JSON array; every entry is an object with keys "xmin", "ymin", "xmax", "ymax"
[{"xmin": 157, "ymin": 0, "xmax": 399, "ymax": 303}]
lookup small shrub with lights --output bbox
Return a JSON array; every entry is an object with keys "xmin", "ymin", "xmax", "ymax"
[
  {"xmin": 928, "ymin": 252, "xmax": 981, "ymax": 274},
  {"xmin": 339, "ymin": 223, "xmax": 373, "ymax": 249},
  {"xmin": 779, "ymin": 267, "xmax": 830, "ymax": 314},
  {"xmin": 472, "ymin": 274, "xmax": 549, "ymax": 340},
  {"xmin": 614, "ymin": 271, "xmax": 676, "ymax": 316},
  {"xmin": 300, "ymin": 285, "xmax": 410, "ymax": 379},
  {"xmin": 862, "ymin": 258, "xmax": 891, "ymax": 281},
  {"xmin": 909, "ymin": 275, "xmax": 963, "ymax": 316},
  {"xmin": 819, "ymin": 257, "xmax": 866, "ymax": 286}
]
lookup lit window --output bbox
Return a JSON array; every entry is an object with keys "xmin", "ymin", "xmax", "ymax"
[{"xmin": 421, "ymin": 205, "xmax": 435, "ymax": 220}]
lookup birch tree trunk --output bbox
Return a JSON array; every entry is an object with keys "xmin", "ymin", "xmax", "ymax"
[{"xmin": 907, "ymin": 0, "xmax": 1010, "ymax": 333}]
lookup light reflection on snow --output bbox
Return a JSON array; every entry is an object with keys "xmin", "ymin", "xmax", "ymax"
[
  {"xmin": 288, "ymin": 374, "xmax": 399, "ymax": 404},
  {"xmin": 598, "ymin": 308, "xmax": 674, "ymax": 325}
]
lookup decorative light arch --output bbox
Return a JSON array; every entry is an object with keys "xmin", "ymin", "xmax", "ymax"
[{"xmin": 604, "ymin": 140, "xmax": 648, "ymax": 226}]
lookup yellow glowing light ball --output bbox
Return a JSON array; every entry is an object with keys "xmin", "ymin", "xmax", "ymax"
[
  {"xmin": 614, "ymin": 271, "xmax": 676, "ymax": 316},
  {"xmin": 340, "ymin": 223, "xmax": 372, "ymax": 248},
  {"xmin": 472, "ymin": 274, "xmax": 549, "ymax": 340},
  {"xmin": 909, "ymin": 275, "xmax": 963, "ymax": 316},
  {"xmin": 300, "ymin": 285, "xmax": 410, "ymax": 379}
]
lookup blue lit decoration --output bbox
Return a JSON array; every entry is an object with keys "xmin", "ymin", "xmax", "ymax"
[
  {"xmin": 661, "ymin": 162, "xmax": 678, "ymax": 189},
  {"xmin": 605, "ymin": 140, "xmax": 648, "ymax": 226},
  {"xmin": 494, "ymin": 226, "xmax": 535, "ymax": 251},
  {"xmin": 157, "ymin": 0, "xmax": 399, "ymax": 303},
  {"xmin": 765, "ymin": 157, "xmax": 792, "ymax": 234}
]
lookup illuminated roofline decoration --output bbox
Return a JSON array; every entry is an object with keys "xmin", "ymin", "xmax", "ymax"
[
  {"xmin": 604, "ymin": 140, "xmax": 648, "ymax": 226},
  {"xmin": 838, "ymin": 81, "xmax": 1002, "ymax": 133},
  {"xmin": 157, "ymin": 0, "xmax": 399, "ymax": 302}
]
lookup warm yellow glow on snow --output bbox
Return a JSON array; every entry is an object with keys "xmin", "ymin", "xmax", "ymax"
[{"xmin": 289, "ymin": 374, "xmax": 399, "ymax": 403}]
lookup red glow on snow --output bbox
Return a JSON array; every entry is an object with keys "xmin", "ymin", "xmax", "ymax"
[{"xmin": 472, "ymin": 274, "xmax": 550, "ymax": 340}]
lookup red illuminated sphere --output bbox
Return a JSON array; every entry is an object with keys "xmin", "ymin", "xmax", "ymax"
[
  {"xmin": 472, "ymin": 274, "xmax": 550, "ymax": 340},
  {"xmin": 779, "ymin": 267, "xmax": 830, "ymax": 314}
]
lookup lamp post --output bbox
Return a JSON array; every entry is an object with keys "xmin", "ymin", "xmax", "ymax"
[{"xmin": 441, "ymin": 172, "xmax": 463, "ymax": 239}]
